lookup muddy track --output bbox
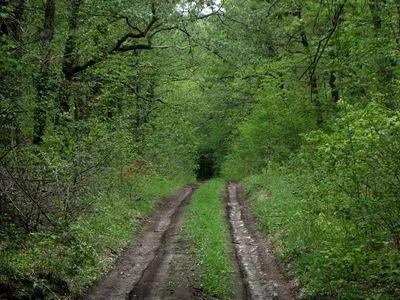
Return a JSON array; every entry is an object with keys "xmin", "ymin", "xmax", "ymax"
[
  {"xmin": 226, "ymin": 183, "xmax": 296, "ymax": 300},
  {"xmin": 128, "ymin": 185, "xmax": 196, "ymax": 300},
  {"xmin": 87, "ymin": 182, "xmax": 296, "ymax": 300},
  {"xmin": 86, "ymin": 185, "xmax": 197, "ymax": 300}
]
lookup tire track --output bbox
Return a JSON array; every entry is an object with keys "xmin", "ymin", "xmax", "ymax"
[
  {"xmin": 86, "ymin": 185, "xmax": 197, "ymax": 300},
  {"xmin": 128, "ymin": 185, "xmax": 196, "ymax": 300},
  {"xmin": 226, "ymin": 182, "xmax": 296, "ymax": 300},
  {"xmin": 87, "ymin": 182, "xmax": 296, "ymax": 300}
]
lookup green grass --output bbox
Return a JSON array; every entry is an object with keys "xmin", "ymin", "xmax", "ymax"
[
  {"xmin": 242, "ymin": 169, "xmax": 400, "ymax": 299},
  {"xmin": 1, "ymin": 174, "xmax": 194, "ymax": 299},
  {"xmin": 182, "ymin": 179, "xmax": 236, "ymax": 299}
]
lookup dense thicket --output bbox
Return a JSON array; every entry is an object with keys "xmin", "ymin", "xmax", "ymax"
[
  {"xmin": 1, "ymin": 0, "xmax": 205, "ymax": 232},
  {"xmin": 1, "ymin": 0, "xmax": 205, "ymax": 297},
  {"xmin": 218, "ymin": 0, "xmax": 400, "ymax": 298},
  {"xmin": 1, "ymin": 0, "xmax": 399, "ymax": 298}
]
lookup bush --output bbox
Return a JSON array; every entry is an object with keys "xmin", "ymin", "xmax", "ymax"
[
  {"xmin": 244, "ymin": 166, "xmax": 400, "ymax": 299},
  {"xmin": 241, "ymin": 100, "xmax": 400, "ymax": 298}
]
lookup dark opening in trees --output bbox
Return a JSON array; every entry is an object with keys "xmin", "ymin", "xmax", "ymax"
[{"xmin": 196, "ymin": 150, "xmax": 216, "ymax": 180}]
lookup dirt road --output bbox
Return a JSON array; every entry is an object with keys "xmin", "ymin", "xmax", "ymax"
[
  {"xmin": 86, "ymin": 185, "xmax": 197, "ymax": 300},
  {"xmin": 226, "ymin": 183, "xmax": 295, "ymax": 300},
  {"xmin": 86, "ymin": 183, "xmax": 295, "ymax": 300}
]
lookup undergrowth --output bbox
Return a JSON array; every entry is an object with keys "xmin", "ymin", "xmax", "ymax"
[
  {"xmin": 182, "ymin": 179, "xmax": 236, "ymax": 299},
  {"xmin": 0, "ymin": 174, "xmax": 194, "ymax": 299},
  {"xmin": 243, "ymin": 168, "xmax": 400, "ymax": 299}
]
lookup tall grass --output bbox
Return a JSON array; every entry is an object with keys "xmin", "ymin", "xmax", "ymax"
[{"xmin": 183, "ymin": 179, "xmax": 236, "ymax": 299}]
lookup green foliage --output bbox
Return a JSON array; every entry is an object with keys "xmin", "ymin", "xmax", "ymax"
[
  {"xmin": 0, "ymin": 35, "xmax": 17, "ymax": 71},
  {"xmin": 142, "ymin": 80, "xmax": 200, "ymax": 178},
  {"xmin": 221, "ymin": 59, "xmax": 317, "ymax": 179},
  {"xmin": 220, "ymin": 1, "xmax": 400, "ymax": 298},
  {"xmin": 183, "ymin": 179, "xmax": 236, "ymax": 298},
  {"xmin": 300, "ymin": 101, "xmax": 400, "ymax": 247},
  {"xmin": 244, "ymin": 168, "xmax": 400, "ymax": 299},
  {"xmin": 0, "ymin": 175, "xmax": 190, "ymax": 298}
]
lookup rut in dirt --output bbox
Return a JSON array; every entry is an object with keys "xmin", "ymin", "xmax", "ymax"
[
  {"xmin": 226, "ymin": 182, "xmax": 296, "ymax": 300},
  {"xmin": 86, "ymin": 185, "xmax": 197, "ymax": 300},
  {"xmin": 128, "ymin": 184, "xmax": 197, "ymax": 300},
  {"xmin": 87, "ymin": 182, "xmax": 295, "ymax": 300}
]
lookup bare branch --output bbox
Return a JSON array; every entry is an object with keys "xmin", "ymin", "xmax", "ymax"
[
  {"xmin": 123, "ymin": 16, "xmax": 140, "ymax": 31},
  {"xmin": 150, "ymin": 26, "xmax": 179, "ymax": 38},
  {"xmin": 299, "ymin": 0, "xmax": 347, "ymax": 81},
  {"xmin": 122, "ymin": 83, "xmax": 166, "ymax": 104},
  {"xmin": 115, "ymin": 15, "xmax": 159, "ymax": 51}
]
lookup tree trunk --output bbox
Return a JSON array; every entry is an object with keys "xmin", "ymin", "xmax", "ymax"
[
  {"xmin": 310, "ymin": 73, "xmax": 323, "ymax": 127},
  {"xmin": 294, "ymin": 5, "xmax": 323, "ymax": 127},
  {"xmin": 60, "ymin": 0, "xmax": 83, "ymax": 114},
  {"xmin": 0, "ymin": 0, "xmax": 25, "ymax": 146},
  {"xmin": 368, "ymin": 0, "xmax": 397, "ymax": 95},
  {"xmin": 329, "ymin": 70, "xmax": 340, "ymax": 103},
  {"xmin": 32, "ymin": 0, "xmax": 56, "ymax": 145},
  {"xmin": 369, "ymin": 0, "xmax": 382, "ymax": 30},
  {"xmin": 397, "ymin": 0, "xmax": 400, "ymax": 50}
]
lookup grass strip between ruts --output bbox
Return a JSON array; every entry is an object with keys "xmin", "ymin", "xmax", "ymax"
[{"xmin": 183, "ymin": 179, "xmax": 236, "ymax": 299}]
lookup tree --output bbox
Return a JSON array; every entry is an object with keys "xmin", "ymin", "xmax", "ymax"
[{"xmin": 32, "ymin": 0, "xmax": 55, "ymax": 144}]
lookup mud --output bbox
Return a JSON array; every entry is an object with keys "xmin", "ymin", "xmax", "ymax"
[
  {"xmin": 86, "ymin": 185, "xmax": 197, "ymax": 300},
  {"xmin": 87, "ymin": 182, "xmax": 296, "ymax": 300},
  {"xmin": 226, "ymin": 183, "xmax": 296, "ymax": 300},
  {"xmin": 129, "ymin": 188, "xmax": 196, "ymax": 300},
  {"xmin": 156, "ymin": 234, "xmax": 202, "ymax": 299}
]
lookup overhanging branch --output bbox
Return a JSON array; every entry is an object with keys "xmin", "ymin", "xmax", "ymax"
[
  {"xmin": 299, "ymin": 0, "xmax": 347, "ymax": 81},
  {"xmin": 122, "ymin": 83, "xmax": 166, "ymax": 104},
  {"xmin": 65, "ymin": 7, "xmax": 165, "ymax": 78}
]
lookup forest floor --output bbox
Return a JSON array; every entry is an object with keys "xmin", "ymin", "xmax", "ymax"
[{"xmin": 85, "ymin": 182, "xmax": 296, "ymax": 300}]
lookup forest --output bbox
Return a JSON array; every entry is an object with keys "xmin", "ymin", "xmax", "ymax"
[{"xmin": 1, "ymin": 0, "xmax": 399, "ymax": 299}]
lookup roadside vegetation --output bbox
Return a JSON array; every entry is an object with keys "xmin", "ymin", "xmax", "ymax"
[
  {"xmin": 242, "ymin": 167, "xmax": 400, "ymax": 299},
  {"xmin": 220, "ymin": 2, "xmax": 400, "ymax": 298},
  {"xmin": 182, "ymin": 179, "xmax": 236, "ymax": 299},
  {"xmin": 2, "ymin": 0, "xmax": 400, "ymax": 299},
  {"xmin": 1, "ymin": 174, "xmax": 193, "ymax": 299}
]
